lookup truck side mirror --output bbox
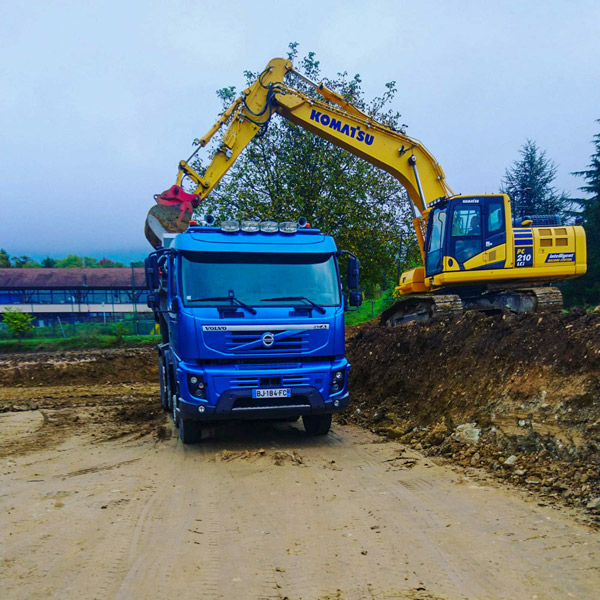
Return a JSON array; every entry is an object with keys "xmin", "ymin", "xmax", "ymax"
[
  {"xmin": 169, "ymin": 297, "xmax": 179, "ymax": 313},
  {"xmin": 347, "ymin": 256, "xmax": 359, "ymax": 289},
  {"xmin": 349, "ymin": 291, "xmax": 362, "ymax": 307},
  {"xmin": 147, "ymin": 293, "xmax": 158, "ymax": 309},
  {"xmin": 145, "ymin": 256, "xmax": 159, "ymax": 290}
]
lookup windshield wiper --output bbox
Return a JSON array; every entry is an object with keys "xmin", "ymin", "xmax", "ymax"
[
  {"xmin": 260, "ymin": 296, "xmax": 326, "ymax": 314},
  {"xmin": 189, "ymin": 296, "xmax": 257, "ymax": 315}
]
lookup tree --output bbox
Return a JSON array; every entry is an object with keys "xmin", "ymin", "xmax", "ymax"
[
  {"xmin": 2, "ymin": 307, "xmax": 35, "ymax": 340},
  {"xmin": 55, "ymin": 254, "xmax": 84, "ymax": 268},
  {"xmin": 562, "ymin": 120, "xmax": 600, "ymax": 306},
  {"xmin": 0, "ymin": 249, "xmax": 10, "ymax": 268},
  {"xmin": 501, "ymin": 140, "xmax": 570, "ymax": 220},
  {"xmin": 191, "ymin": 43, "xmax": 418, "ymax": 292},
  {"xmin": 98, "ymin": 257, "xmax": 125, "ymax": 268},
  {"xmin": 83, "ymin": 256, "xmax": 98, "ymax": 268},
  {"xmin": 41, "ymin": 256, "xmax": 57, "ymax": 268},
  {"xmin": 12, "ymin": 255, "xmax": 40, "ymax": 268}
]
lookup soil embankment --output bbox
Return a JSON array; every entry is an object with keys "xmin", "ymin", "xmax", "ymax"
[{"xmin": 346, "ymin": 309, "xmax": 600, "ymax": 518}]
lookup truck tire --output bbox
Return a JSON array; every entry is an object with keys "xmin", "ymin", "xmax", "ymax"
[
  {"xmin": 179, "ymin": 419, "xmax": 202, "ymax": 444},
  {"xmin": 302, "ymin": 413, "xmax": 332, "ymax": 436},
  {"xmin": 158, "ymin": 356, "xmax": 169, "ymax": 411}
]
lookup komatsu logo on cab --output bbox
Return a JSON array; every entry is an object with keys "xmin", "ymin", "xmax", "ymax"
[{"xmin": 310, "ymin": 110, "xmax": 375, "ymax": 146}]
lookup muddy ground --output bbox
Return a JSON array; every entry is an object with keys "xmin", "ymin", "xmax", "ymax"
[
  {"xmin": 345, "ymin": 308, "xmax": 600, "ymax": 522},
  {"xmin": 2, "ymin": 343, "xmax": 600, "ymax": 599}
]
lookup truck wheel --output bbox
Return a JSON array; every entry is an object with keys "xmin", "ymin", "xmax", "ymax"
[
  {"xmin": 179, "ymin": 419, "xmax": 202, "ymax": 444},
  {"xmin": 302, "ymin": 414, "xmax": 332, "ymax": 436},
  {"xmin": 158, "ymin": 356, "xmax": 169, "ymax": 411}
]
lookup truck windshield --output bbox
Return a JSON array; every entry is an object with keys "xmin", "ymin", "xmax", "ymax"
[{"xmin": 181, "ymin": 252, "xmax": 341, "ymax": 307}]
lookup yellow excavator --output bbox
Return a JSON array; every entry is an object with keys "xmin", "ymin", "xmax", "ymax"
[{"xmin": 145, "ymin": 58, "xmax": 587, "ymax": 324}]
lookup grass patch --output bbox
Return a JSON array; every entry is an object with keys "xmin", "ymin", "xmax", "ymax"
[
  {"xmin": 0, "ymin": 334, "xmax": 160, "ymax": 353},
  {"xmin": 345, "ymin": 291, "xmax": 395, "ymax": 326}
]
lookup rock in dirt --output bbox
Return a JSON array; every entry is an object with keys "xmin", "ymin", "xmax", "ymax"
[
  {"xmin": 453, "ymin": 423, "xmax": 481, "ymax": 445},
  {"xmin": 587, "ymin": 497, "xmax": 600, "ymax": 510}
]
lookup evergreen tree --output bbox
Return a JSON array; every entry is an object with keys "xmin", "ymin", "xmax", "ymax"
[
  {"xmin": 562, "ymin": 120, "xmax": 600, "ymax": 306},
  {"xmin": 0, "ymin": 249, "xmax": 10, "ymax": 268},
  {"xmin": 41, "ymin": 257, "xmax": 57, "ymax": 268},
  {"xmin": 501, "ymin": 140, "xmax": 570, "ymax": 219},
  {"xmin": 192, "ymin": 43, "xmax": 417, "ymax": 292}
]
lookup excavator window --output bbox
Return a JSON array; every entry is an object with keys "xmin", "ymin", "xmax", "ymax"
[
  {"xmin": 487, "ymin": 200, "xmax": 504, "ymax": 233},
  {"xmin": 452, "ymin": 206, "xmax": 481, "ymax": 236},
  {"xmin": 451, "ymin": 206, "xmax": 483, "ymax": 264}
]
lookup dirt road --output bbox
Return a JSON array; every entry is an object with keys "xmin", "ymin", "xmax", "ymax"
[{"xmin": 2, "ymin": 380, "xmax": 599, "ymax": 600}]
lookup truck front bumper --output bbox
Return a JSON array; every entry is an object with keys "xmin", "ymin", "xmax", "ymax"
[{"xmin": 177, "ymin": 386, "xmax": 349, "ymax": 422}]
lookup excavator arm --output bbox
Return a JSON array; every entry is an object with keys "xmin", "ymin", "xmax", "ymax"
[{"xmin": 146, "ymin": 58, "xmax": 454, "ymax": 252}]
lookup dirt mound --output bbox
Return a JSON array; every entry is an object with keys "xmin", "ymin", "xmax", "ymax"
[
  {"xmin": 346, "ymin": 309, "xmax": 600, "ymax": 517},
  {"xmin": 0, "ymin": 348, "xmax": 157, "ymax": 387}
]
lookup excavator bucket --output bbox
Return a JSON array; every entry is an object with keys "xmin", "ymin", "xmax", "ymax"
[{"xmin": 144, "ymin": 185, "xmax": 200, "ymax": 248}]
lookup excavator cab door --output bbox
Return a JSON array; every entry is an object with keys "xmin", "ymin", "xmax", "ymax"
[
  {"xmin": 481, "ymin": 196, "xmax": 506, "ymax": 267},
  {"xmin": 442, "ymin": 196, "xmax": 507, "ymax": 270},
  {"xmin": 448, "ymin": 200, "xmax": 484, "ymax": 267}
]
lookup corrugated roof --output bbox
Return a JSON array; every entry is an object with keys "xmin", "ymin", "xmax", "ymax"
[{"xmin": 0, "ymin": 268, "xmax": 146, "ymax": 289}]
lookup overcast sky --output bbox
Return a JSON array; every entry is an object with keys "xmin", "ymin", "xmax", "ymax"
[{"xmin": 1, "ymin": 0, "xmax": 599, "ymax": 261}]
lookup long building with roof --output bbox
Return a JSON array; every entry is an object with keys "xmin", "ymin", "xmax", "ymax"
[{"xmin": 0, "ymin": 268, "xmax": 151, "ymax": 325}]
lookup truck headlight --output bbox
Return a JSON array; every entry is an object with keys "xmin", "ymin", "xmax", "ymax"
[
  {"xmin": 241, "ymin": 220, "xmax": 260, "ymax": 232},
  {"xmin": 260, "ymin": 221, "xmax": 278, "ymax": 233},
  {"xmin": 187, "ymin": 374, "xmax": 206, "ymax": 398},
  {"xmin": 279, "ymin": 221, "xmax": 298, "ymax": 234},
  {"xmin": 330, "ymin": 370, "xmax": 345, "ymax": 394},
  {"xmin": 221, "ymin": 220, "xmax": 239, "ymax": 232}
]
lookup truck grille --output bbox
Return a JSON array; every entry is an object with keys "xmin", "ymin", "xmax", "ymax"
[{"xmin": 226, "ymin": 330, "xmax": 309, "ymax": 354}]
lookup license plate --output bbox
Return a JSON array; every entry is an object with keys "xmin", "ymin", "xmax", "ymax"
[{"xmin": 252, "ymin": 388, "xmax": 291, "ymax": 399}]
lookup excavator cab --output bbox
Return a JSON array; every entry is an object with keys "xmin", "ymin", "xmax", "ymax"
[{"xmin": 424, "ymin": 195, "xmax": 508, "ymax": 278}]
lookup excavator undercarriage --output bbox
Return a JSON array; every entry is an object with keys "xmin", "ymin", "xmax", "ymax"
[{"xmin": 380, "ymin": 287, "xmax": 563, "ymax": 327}]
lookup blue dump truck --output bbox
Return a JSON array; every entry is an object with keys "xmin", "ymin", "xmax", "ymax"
[{"xmin": 145, "ymin": 218, "xmax": 361, "ymax": 443}]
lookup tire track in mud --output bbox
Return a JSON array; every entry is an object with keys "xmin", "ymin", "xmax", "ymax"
[
  {"xmin": 3, "ymin": 413, "xmax": 600, "ymax": 600},
  {"xmin": 112, "ymin": 442, "xmax": 225, "ymax": 599}
]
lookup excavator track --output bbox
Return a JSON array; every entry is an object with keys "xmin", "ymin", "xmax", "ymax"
[
  {"xmin": 381, "ymin": 286, "xmax": 563, "ymax": 327},
  {"xmin": 524, "ymin": 287, "xmax": 563, "ymax": 312},
  {"xmin": 380, "ymin": 294, "xmax": 463, "ymax": 327}
]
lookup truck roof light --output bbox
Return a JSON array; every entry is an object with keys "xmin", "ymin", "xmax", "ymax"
[
  {"xmin": 221, "ymin": 220, "xmax": 239, "ymax": 232},
  {"xmin": 279, "ymin": 221, "xmax": 298, "ymax": 233},
  {"xmin": 241, "ymin": 220, "xmax": 260, "ymax": 233},
  {"xmin": 205, "ymin": 214, "xmax": 216, "ymax": 226},
  {"xmin": 260, "ymin": 221, "xmax": 278, "ymax": 233}
]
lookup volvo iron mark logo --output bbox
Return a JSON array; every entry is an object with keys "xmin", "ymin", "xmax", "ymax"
[{"xmin": 261, "ymin": 332, "xmax": 275, "ymax": 348}]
